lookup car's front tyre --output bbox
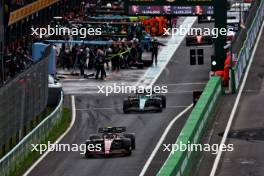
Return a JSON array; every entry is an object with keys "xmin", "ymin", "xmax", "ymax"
[
  {"xmin": 123, "ymin": 100, "xmax": 130, "ymax": 114},
  {"xmin": 122, "ymin": 139, "xmax": 132, "ymax": 156},
  {"xmin": 124, "ymin": 133, "xmax": 136, "ymax": 149}
]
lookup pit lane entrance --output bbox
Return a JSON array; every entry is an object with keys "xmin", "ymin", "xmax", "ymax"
[{"xmin": 125, "ymin": 0, "xmax": 227, "ymax": 71}]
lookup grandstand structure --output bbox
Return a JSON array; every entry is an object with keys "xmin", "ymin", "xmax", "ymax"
[
  {"xmin": 0, "ymin": 0, "xmax": 78, "ymax": 157},
  {"xmin": 0, "ymin": 0, "xmax": 4, "ymax": 84},
  {"xmin": 0, "ymin": 0, "xmax": 78, "ymax": 84}
]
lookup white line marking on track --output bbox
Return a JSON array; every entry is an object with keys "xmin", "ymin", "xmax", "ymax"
[
  {"xmin": 137, "ymin": 17, "xmax": 197, "ymax": 88},
  {"xmin": 209, "ymin": 20, "xmax": 264, "ymax": 176},
  {"xmin": 23, "ymin": 96, "xmax": 76, "ymax": 176},
  {"xmin": 75, "ymin": 105, "xmax": 189, "ymax": 111},
  {"xmin": 139, "ymin": 104, "xmax": 193, "ymax": 176}
]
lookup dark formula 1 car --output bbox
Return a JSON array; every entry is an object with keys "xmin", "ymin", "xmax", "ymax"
[
  {"xmin": 198, "ymin": 15, "xmax": 215, "ymax": 23},
  {"xmin": 85, "ymin": 127, "xmax": 135, "ymax": 158},
  {"xmin": 123, "ymin": 92, "xmax": 166, "ymax": 113},
  {"xmin": 186, "ymin": 35, "xmax": 213, "ymax": 46}
]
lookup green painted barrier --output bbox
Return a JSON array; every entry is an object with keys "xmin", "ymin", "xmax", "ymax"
[{"xmin": 158, "ymin": 76, "xmax": 222, "ymax": 176}]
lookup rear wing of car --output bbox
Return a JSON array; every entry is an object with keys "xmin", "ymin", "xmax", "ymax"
[
  {"xmin": 98, "ymin": 127, "xmax": 126, "ymax": 133},
  {"xmin": 186, "ymin": 35, "xmax": 213, "ymax": 46}
]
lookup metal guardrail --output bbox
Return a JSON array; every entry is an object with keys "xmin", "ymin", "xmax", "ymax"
[
  {"xmin": 0, "ymin": 91, "xmax": 64, "ymax": 176},
  {"xmin": 232, "ymin": 0, "xmax": 264, "ymax": 92}
]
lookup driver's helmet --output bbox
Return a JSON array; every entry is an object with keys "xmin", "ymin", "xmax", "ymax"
[{"xmin": 103, "ymin": 133, "xmax": 115, "ymax": 139}]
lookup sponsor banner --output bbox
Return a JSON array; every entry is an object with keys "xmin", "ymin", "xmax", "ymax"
[
  {"xmin": 8, "ymin": 0, "xmax": 59, "ymax": 26},
  {"xmin": 125, "ymin": 0, "xmax": 215, "ymax": 6},
  {"xmin": 128, "ymin": 5, "xmax": 214, "ymax": 15}
]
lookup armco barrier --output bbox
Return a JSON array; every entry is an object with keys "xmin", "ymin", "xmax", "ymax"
[
  {"xmin": 0, "ymin": 91, "xmax": 64, "ymax": 176},
  {"xmin": 158, "ymin": 76, "xmax": 222, "ymax": 176},
  {"xmin": 232, "ymin": 0, "xmax": 264, "ymax": 92}
]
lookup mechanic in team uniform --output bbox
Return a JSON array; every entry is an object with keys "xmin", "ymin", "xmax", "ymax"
[
  {"xmin": 129, "ymin": 42, "xmax": 138, "ymax": 65},
  {"xmin": 78, "ymin": 48, "xmax": 86, "ymax": 76},
  {"xmin": 151, "ymin": 38, "xmax": 166, "ymax": 66},
  {"xmin": 95, "ymin": 48, "xmax": 106, "ymax": 80},
  {"xmin": 111, "ymin": 44, "xmax": 121, "ymax": 72}
]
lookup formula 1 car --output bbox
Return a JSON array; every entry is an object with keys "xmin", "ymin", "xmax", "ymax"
[
  {"xmin": 186, "ymin": 35, "xmax": 213, "ymax": 46},
  {"xmin": 198, "ymin": 15, "xmax": 215, "ymax": 23},
  {"xmin": 85, "ymin": 127, "xmax": 135, "ymax": 158},
  {"xmin": 123, "ymin": 91, "xmax": 166, "ymax": 113}
]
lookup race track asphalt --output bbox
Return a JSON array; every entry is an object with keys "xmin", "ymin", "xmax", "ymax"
[
  {"xmin": 193, "ymin": 22, "xmax": 264, "ymax": 176},
  {"xmin": 28, "ymin": 20, "xmax": 214, "ymax": 176},
  {"xmin": 215, "ymin": 22, "xmax": 264, "ymax": 176}
]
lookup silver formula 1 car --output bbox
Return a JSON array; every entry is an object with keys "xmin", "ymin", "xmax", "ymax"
[
  {"xmin": 85, "ymin": 127, "xmax": 135, "ymax": 158},
  {"xmin": 123, "ymin": 92, "xmax": 166, "ymax": 113}
]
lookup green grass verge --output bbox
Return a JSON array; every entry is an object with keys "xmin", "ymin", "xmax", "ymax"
[{"xmin": 9, "ymin": 108, "xmax": 71, "ymax": 176}]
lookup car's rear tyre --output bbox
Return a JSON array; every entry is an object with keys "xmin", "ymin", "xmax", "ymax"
[
  {"xmin": 123, "ymin": 108, "xmax": 129, "ymax": 114},
  {"xmin": 161, "ymin": 96, "xmax": 166, "ymax": 108},
  {"xmin": 156, "ymin": 108, "xmax": 162, "ymax": 112},
  {"xmin": 124, "ymin": 134, "xmax": 136, "ymax": 149},
  {"xmin": 156, "ymin": 95, "xmax": 166, "ymax": 108},
  {"xmin": 85, "ymin": 152, "xmax": 93, "ymax": 158},
  {"xmin": 85, "ymin": 141, "xmax": 95, "ymax": 158},
  {"xmin": 123, "ymin": 108, "xmax": 130, "ymax": 114},
  {"xmin": 126, "ymin": 148, "xmax": 132, "ymax": 156}
]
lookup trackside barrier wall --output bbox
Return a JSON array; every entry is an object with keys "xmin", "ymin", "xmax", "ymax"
[
  {"xmin": 0, "ymin": 46, "xmax": 51, "ymax": 148},
  {"xmin": 157, "ymin": 76, "xmax": 222, "ymax": 176},
  {"xmin": 232, "ymin": 0, "xmax": 264, "ymax": 92},
  {"xmin": 0, "ymin": 91, "xmax": 64, "ymax": 176}
]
